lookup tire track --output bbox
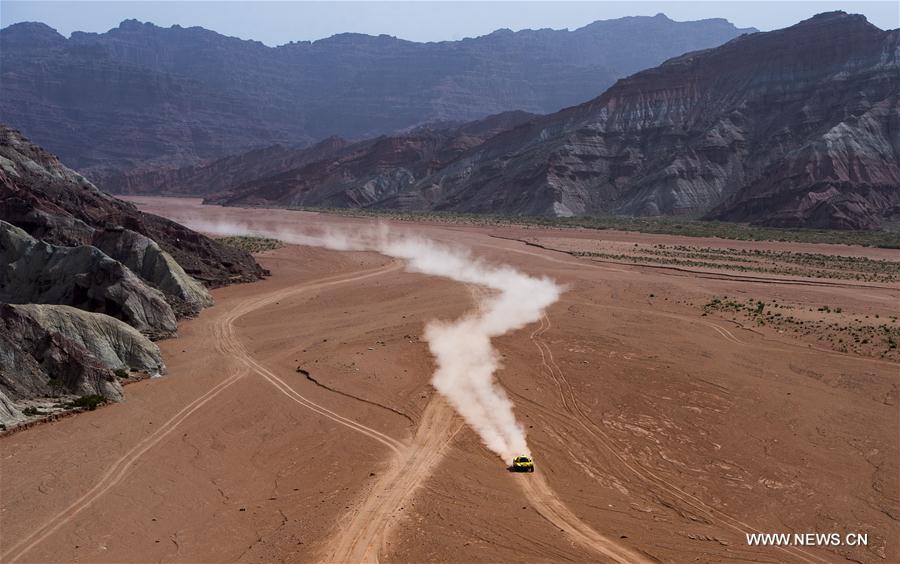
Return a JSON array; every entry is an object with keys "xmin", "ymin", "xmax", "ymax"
[
  {"xmin": 517, "ymin": 473, "xmax": 652, "ymax": 563},
  {"xmin": 529, "ymin": 314, "xmax": 828, "ymax": 564},
  {"xmin": 323, "ymin": 398, "xmax": 464, "ymax": 563},
  {"xmin": 3, "ymin": 365, "xmax": 247, "ymax": 562},
  {"xmin": 219, "ymin": 261, "xmax": 406, "ymax": 453},
  {"xmin": 300, "ymin": 369, "xmax": 415, "ymax": 426},
  {"xmin": 477, "ymin": 236, "xmax": 631, "ymax": 274},
  {"xmin": 2, "ymin": 262, "xmax": 400, "ymax": 562}
]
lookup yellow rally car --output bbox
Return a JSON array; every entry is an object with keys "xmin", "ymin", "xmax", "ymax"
[{"xmin": 511, "ymin": 455, "xmax": 535, "ymax": 472}]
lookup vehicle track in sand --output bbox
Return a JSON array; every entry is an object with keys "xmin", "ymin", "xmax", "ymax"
[
  {"xmin": 323, "ymin": 398, "xmax": 464, "ymax": 563},
  {"xmin": 322, "ymin": 279, "xmax": 650, "ymax": 563},
  {"xmin": 516, "ymin": 472, "xmax": 652, "ymax": 563},
  {"xmin": 224, "ymin": 260, "xmax": 467, "ymax": 563},
  {"xmin": 528, "ymin": 314, "xmax": 828, "ymax": 564},
  {"xmin": 2, "ymin": 262, "xmax": 401, "ymax": 563},
  {"xmin": 3, "ymin": 363, "xmax": 247, "ymax": 562},
  {"xmin": 217, "ymin": 261, "xmax": 407, "ymax": 453}
]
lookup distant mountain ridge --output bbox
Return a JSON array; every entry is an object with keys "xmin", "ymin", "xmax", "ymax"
[
  {"xmin": 0, "ymin": 15, "xmax": 754, "ymax": 183},
  {"xmin": 203, "ymin": 111, "xmax": 538, "ymax": 208},
  {"xmin": 194, "ymin": 12, "xmax": 899, "ymax": 229}
]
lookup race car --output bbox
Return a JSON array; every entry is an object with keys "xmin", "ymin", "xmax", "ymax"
[{"xmin": 511, "ymin": 455, "xmax": 535, "ymax": 472}]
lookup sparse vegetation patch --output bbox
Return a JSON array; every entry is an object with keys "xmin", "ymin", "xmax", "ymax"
[
  {"xmin": 68, "ymin": 394, "xmax": 108, "ymax": 411},
  {"xmin": 703, "ymin": 296, "xmax": 900, "ymax": 359},
  {"xmin": 216, "ymin": 235, "xmax": 284, "ymax": 253},
  {"xmin": 568, "ymin": 243, "xmax": 900, "ymax": 282}
]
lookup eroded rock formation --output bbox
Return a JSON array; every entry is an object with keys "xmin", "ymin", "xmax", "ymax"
[
  {"xmin": 0, "ymin": 303, "xmax": 164, "ymax": 425},
  {"xmin": 0, "ymin": 126, "xmax": 264, "ymax": 425},
  {"xmin": 1, "ymin": 221, "xmax": 178, "ymax": 337}
]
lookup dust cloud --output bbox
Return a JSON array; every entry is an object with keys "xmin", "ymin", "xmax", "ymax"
[{"xmin": 186, "ymin": 219, "xmax": 561, "ymax": 462}]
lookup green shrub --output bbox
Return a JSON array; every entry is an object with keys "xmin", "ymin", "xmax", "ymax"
[
  {"xmin": 215, "ymin": 236, "xmax": 284, "ymax": 253},
  {"xmin": 114, "ymin": 367, "xmax": 129, "ymax": 379},
  {"xmin": 69, "ymin": 394, "xmax": 108, "ymax": 411}
]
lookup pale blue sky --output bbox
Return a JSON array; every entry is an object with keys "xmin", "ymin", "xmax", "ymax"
[{"xmin": 1, "ymin": 1, "xmax": 897, "ymax": 45}]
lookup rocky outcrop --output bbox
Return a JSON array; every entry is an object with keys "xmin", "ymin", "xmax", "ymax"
[
  {"xmin": 8, "ymin": 304, "xmax": 166, "ymax": 377},
  {"xmin": 1, "ymin": 221, "xmax": 178, "ymax": 337},
  {"xmin": 0, "ymin": 16, "xmax": 753, "ymax": 182},
  {"xmin": 0, "ymin": 303, "xmax": 164, "ymax": 425},
  {"xmin": 0, "ymin": 127, "xmax": 264, "ymax": 424},
  {"xmin": 92, "ymin": 227, "xmax": 212, "ymax": 315},
  {"xmin": 0, "ymin": 125, "xmax": 267, "ymax": 286},
  {"xmin": 204, "ymin": 13, "xmax": 900, "ymax": 229}
]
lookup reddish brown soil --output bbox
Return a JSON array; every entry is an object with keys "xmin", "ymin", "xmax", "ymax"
[{"xmin": 1, "ymin": 197, "xmax": 896, "ymax": 563}]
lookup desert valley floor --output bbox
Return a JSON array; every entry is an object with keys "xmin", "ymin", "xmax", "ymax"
[{"xmin": 1, "ymin": 197, "xmax": 897, "ymax": 563}]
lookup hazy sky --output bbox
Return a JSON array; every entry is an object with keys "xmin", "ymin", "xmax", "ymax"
[{"xmin": 2, "ymin": 1, "xmax": 897, "ymax": 45}]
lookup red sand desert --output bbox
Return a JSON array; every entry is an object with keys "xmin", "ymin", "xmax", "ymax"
[{"xmin": 2, "ymin": 197, "xmax": 897, "ymax": 563}]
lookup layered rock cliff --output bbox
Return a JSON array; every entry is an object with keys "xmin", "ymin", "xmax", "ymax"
[
  {"xmin": 210, "ymin": 12, "xmax": 897, "ymax": 229},
  {"xmin": 0, "ymin": 15, "xmax": 753, "ymax": 183},
  {"xmin": 0, "ymin": 303, "xmax": 165, "ymax": 425},
  {"xmin": 708, "ymin": 94, "xmax": 900, "ymax": 229},
  {"xmin": 0, "ymin": 126, "xmax": 265, "ymax": 426}
]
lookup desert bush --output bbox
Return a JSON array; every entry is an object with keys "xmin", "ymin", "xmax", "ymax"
[{"xmin": 69, "ymin": 395, "xmax": 108, "ymax": 411}]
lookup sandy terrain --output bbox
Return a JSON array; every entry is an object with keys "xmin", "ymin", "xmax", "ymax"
[{"xmin": 2, "ymin": 197, "xmax": 897, "ymax": 563}]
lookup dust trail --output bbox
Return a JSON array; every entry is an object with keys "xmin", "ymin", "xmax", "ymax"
[{"xmin": 187, "ymin": 218, "xmax": 561, "ymax": 462}]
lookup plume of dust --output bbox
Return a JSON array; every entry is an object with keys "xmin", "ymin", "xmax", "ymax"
[{"xmin": 187, "ymin": 217, "xmax": 561, "ymax": 462}]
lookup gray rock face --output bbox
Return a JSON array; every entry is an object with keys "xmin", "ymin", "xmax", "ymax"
[
  {"xmin": 92, "ymin": 227, "xmax": 213, "ymax": 315},
  {"xmin": 709, "ymin": 94, "xmax": 900, "ymax": 229},
  {"xmin": 0, "ymin": 125, "xmax": 263, "ymax": 424},
  {"xmin": 0, "ymin": 303, "xmax": 164, "ymax": 425},
  {"xmin": 1, "ymin": 220, "xmax": 178, "ymax": 337},
  {"xmin": 10, "ymin": 304, "xmax": 166, "ymax": 376}
]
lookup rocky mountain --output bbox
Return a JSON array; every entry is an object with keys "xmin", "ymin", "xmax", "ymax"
[
  {"xmin": 207, "ymin": 111, "xmax": 537, "ymax": 207},
  {"xmin": 0, "ymin": 126, "xmax": 264, "ymax": 426},
  {"xmin": 211, "ymin": 12, "xmax": 897, "ymax": 230},
  {"xmin": 0, "ymin": 15, "xmax": 754, "ymax": 183}
]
